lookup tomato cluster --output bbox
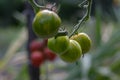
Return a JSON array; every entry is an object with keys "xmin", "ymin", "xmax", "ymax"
[
  {"xmin": 48, "ymin": 33, "xmax": 91, "ymax": 63},
  {"xmin": 32, "ymin": 9, "xmax": 92, "ymax": 63},
  {"xmin": 30, "ymin": 39, "xmax": 56, "ymax": 67}
]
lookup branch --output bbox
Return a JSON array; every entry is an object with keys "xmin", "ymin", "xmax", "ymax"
[
  {"xmin": 28, "ymin": 0, "xmax": 45, "ymax": 13},
  {"xmin": 69, "ymin": 0, "xmax": 92, "ymax": 38}
]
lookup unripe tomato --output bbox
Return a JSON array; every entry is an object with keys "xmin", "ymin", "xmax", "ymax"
[
  {"xmin": 71, "ymin": 33, "xmax": 91, "ymax": 54},
  {"xmin": 59, "ymin": 40, "xmax": 82, "ymax": 63},
  {"xmin": 31, "ymin": 51, "xmax": 44, "ymax": 67},
  {"xmin": 30, "ymin": 40, "xmax": 45, "ymax": 52},
  {"xmin": 44, "ymin": 48, "xmax": 56, "ymax": 61},
  {"xmin": 32, "ymin": 10, "xmax": 61, "ymax": 38},
  {"xmin": 47, "ymin": 36, "xmax": 70, "ymax": 54}
]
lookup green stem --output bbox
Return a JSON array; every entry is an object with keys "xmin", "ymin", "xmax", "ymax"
[
  {"xmin": 28, "ymin": 0, "xmax": 45, "ymax": 13},
  {"xmin": 55, "ymin": 30, "xmax": 68, "ymax": 38},
  {"xmin": 78, "ymin": 0, "xmax": 87, "ymax": 8},
  {"xmin": 28, "ymin": 0, "xmax": 57, "ymax": 13},
  {"xmin": 69, "ymin": 0, "xmax": 92, "ymax": 38},
  {"xmin": 87, "ymin": 0, "xmax": 92, "ymax": 19}
]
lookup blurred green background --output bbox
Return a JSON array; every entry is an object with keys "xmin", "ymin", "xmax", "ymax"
[{"xmin": 0, "ymin": 0, "xmax": 120, "ymax": 80}]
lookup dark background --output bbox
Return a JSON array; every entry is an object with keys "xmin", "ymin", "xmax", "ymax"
[{"xmin": 0, "ymin": 0, "xmax": 118, "ymax": 27}]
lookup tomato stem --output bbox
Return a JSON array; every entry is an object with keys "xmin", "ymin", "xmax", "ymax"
[
  {"xmin": 78, "ymin": 0, "xmax": 87, "ymax": 8},
  {"xmin": 55, "ymin": 30, "xmax": 68, "ymax": 38},
  {"xmin": 69, "ymin": 0, "xmax": 92, "ymax": 38},
  {"xmin": 28, "ymin": 0, "xmax": 43, "ymax": 13},
  {"xmin": 28, "ymin": 0, "xmax": 57, "ymax": 13}
]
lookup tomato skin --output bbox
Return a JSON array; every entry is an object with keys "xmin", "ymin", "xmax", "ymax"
[
  {"xmin": 71, "ymin": 33, "xmax": 91, "ymax": 54},
  {"xmin": 44, "ymin": 48, "xmax": 56, "ymax": 61},
  {"xmin": 47, "ymin": 36, "xmax": 70, "ymax": 54},
  {"xmin": 31, "ymin": 51, "xmax": 44, "ymax": 67},
  {"xmin": 32, "ymin": 10, "xmax": 61, "ymax": 38},
  {"xmin": 59, "ymin": 40, "xmax": 82, "ymax": 63},
  {"xmin": 30, "ymin": 40, "xmax": 45, "ymax": 52}
]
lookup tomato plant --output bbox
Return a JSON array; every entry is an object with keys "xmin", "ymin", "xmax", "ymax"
[
  {"xmin": 29, "ymin": 0, "xmax": 92, "ymax": 67},
  {"xmin": 59, "ymin": 40, "xmax": 82, "ymax": 63},
  {"xmin": 32, "ymin": 9, "xmax": 61, "ymax": 38},
  {"xmin": 47, "ymin": 36, "xmax": 70, "ymax": 54},
  {"xmin": 27, "ymin": 0, "xmax": 93, "ymax": 80},
  {"xmin": 28, "ymin": 0, "xmax": 92, "ymax": 64},
  {"xmin": 71, "ymin": 33, "xmax": 92, "ymax": 54}
]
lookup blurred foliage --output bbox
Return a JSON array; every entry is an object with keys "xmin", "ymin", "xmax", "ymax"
[
  {"xmin": 0, "ymin": 0, "xmax": 24, "ymax": 26},
  {"xmin": 0, "ymin": 0, "xmax": 119, "ymax": 27},
  {"xmin": 47, "ymin": 0, "xmax": 118, "ymax": 22},
  {"xmin": 14, "ymin": 65, "xmax": 29, "ymax": 80},
  {"xmin": 0, "ymin": 27, "xmax": 27, "ymax": 80},
  {"xmin": 63, "ymin": 9, "xmax": 120, "ymax": 80},
  {"xmin": 0, "ymin": 27, "xmax": 22, "ymax": 57},
  {"xmin": 91, "ymin": 0, "xmax": 117, "ymax": 21}
]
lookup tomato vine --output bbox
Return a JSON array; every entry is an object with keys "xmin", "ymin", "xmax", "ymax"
[
  {"xmin": 69, "ymin": 0, "xmax": 92, "ymax": 37},
  {"xmin": 27, "ymin": 1, "xmax": 92, "ymax": 79},
  {"xmin": 28, "ymin": 0, "xmax": 92, "ymax": 38}
]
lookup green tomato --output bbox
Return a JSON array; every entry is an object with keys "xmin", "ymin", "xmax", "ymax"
[
  {"xmin": 32, "ymin": 9, "xmax": 61, "ymax": 38},
  {"xmin": 71, "ymin": 32, "xmax": 92, "ymax": 54},
  {"xmin": 47, "ymin": 36, "xmax": 70, "ymax": 54},
  {"xmin": 59, "ymin": 40, "xmax": 82, "ymax": 63}
]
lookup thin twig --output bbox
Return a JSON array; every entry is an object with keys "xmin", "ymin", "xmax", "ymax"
[
  {"xmin": 28, "ymin": 0, "xmax": 45, "ymax": 13},
  {"xmin": 78, "ymin": 0, "xmax": 87, "ymax": 8},
  {"xmin": 33, "ymin": 0, "xmax": 45, "ymax": 8},
  {"xmin": 69, "ymin": 0, "xmax": 92, "ymax": 38}
]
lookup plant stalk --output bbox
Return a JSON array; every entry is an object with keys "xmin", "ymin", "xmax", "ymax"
[
  {"xmin": 69, "ymin": 0, "xmax": 92, "ymax": 38},
  {"xmin": 28, "ymin": 0, "xmax": 45, "ymax": 13},
  {"xmin": 26, "ymin": 1, "xmax": 40, "ymax": 80}
]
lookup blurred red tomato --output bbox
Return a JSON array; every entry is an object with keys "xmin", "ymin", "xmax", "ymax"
[
  {"xmin": 31, "ymin": 51, "xmax": 44, "ymax": 67},
  {"xmin": 30, "ymin": 40, "xmax": 45, "ymax": 52},
  {"xmin": 44, "ymin": 48, "xmax": 56, "ymax": 61}
]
